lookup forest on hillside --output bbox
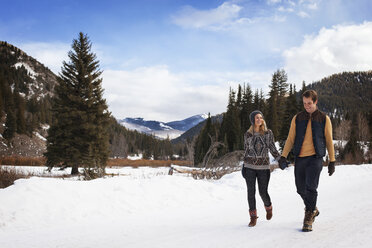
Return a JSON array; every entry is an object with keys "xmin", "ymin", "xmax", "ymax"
[
  {"xmin": 307, "ymin": 71, "xmax": 372, "ymax": 118},
  {"xmin": 192, "ymin": 69, "xmax": 372, "ymax": 167}
]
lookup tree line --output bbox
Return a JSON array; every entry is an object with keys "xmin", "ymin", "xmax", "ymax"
[{"xmin": 194, "ymin": 69, "xmax": 372, "ymax": 166}]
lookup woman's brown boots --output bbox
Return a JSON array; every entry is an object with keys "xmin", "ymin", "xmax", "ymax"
[
  {"xmin": 249, "ymin": 210, "xmax": 258, "ymax": 227},
  {"xmin": 249, "ymin": 206, "xmax": 272, "ymax": 227},
  {"xmin": 265, "ymin": 205, "xmax": 273, "ymax": 220}
]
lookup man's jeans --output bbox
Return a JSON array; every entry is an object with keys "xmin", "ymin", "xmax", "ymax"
[{"xmin": 294, "ymin": 155, "xmax": 323, "ymax": 211}]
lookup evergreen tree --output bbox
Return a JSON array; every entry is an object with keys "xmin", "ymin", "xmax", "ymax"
[
  {"xmin": 236, "ymin": 84, "xmax": 242, "ymax": 110},
  {"xmin": 259, "ymin": 90, "xmax": 266, "ymax": 113},
  {"xmin": 13, "ymin": 88, "xmax": 26, "ymax": 134},
  {"xmin": 368, "ymin": 110, "xmax": 372, "ymax": 152},
  {"xmin": 253, "ymin": 89, "xmax": 260, "ymax": 110},
  {"xmin": 194, "ymin": 113, "xmax": 213, "ymax": 166},
  {"xmin": 298, "ymin": 81, "xmax": 307, "ymax": 111},
  {"xmin": 342, "ymin": 112, "xmax": 363, "ymax": 163},
  {"xmin": 267, "ymin": 69, "xmax": 288, "ymax": 138},
  {"xmin": 45, "ymin": 32, "xmax": 110, "ymax": 176},
  {"xmin": 3, "ymin": 110, "xmax": 16, "ymax": 140},
  {"xmin": 267, "ymin": 77, "xmax": 279, "ymax": 137},
  {"xmin": 279, "ymin": 84, "xmax": 298, "ymax": 155},
  {"xmin": 164, "ymin": 137, "xmax": 173, "ymax": 159},
  {"xmin": 241, "ymin": 83, "xmax": 253, "ymax": 133},
  {"xmin": 219, "ymin": 89, "xmax": 242, "ymax": 152},
  {"xmin": 252, "ymin": 89, "xmax": 266, "ymax": 114},
  {"xmin": 3, "ymin": 85, "xmax": 16, "ymax": 140},
  {"xmin": 0, "ymin": 80, "xmax": 3, "ymax": 119}
]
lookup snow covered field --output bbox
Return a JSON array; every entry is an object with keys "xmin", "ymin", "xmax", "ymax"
[{"xmin": 0, "ymin": 164, "xmax": 371, "ymax": 248}]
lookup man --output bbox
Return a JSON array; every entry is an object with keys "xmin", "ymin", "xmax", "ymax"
[{"xmin": 279, "ymin": 90, "xmax": 336, "ymax": 232}]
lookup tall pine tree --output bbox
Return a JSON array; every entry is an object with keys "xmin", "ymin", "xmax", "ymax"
[
  {"xmin": 219, "ymin": 88, "xmax": 242, "ymax": 152},
  {"xmin": 267, "ymin": 69, "xmax": 288, "ymax": 138},
  {"xmin": 3, "ymin": 85, "xmax": 16, "ymax": 140},
  {"xmin": 0, "ymin": 78, "xmax": 3, "ymax": 119},
  {"xmin": 279, "ymin": 84, "xmax": 299, "ymax": 155},
  {"xmin": 298, "ymin": 81, "xmax": 307, "ymax": 111},
  {"xmin": 45, "ymin": 32, "xmax": 110, "ymax": 176},
  {"xmin": 194, "ymin": 113, "xmax": 213, "ymax": 166},
  {"xmin": 241, "ymin": 83, "xmax": 253, "ymax": 133},
  {"xmin": 13, "ymin": 87, "xmax": 26, "ymax": 134}
]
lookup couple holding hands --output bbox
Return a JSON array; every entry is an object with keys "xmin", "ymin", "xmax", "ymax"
[{"xmin": 242, "ymin": 90, "xmax": 335, "ymax": 232}]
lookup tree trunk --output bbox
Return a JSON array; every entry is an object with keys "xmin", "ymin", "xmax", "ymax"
[{"xmin": 71, "ymin": 165, "xmax": 79, "ymax": 175}]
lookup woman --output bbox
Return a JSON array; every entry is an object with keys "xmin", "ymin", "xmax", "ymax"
[{"xmin": 242, "ymin": 110, "xmax": 281, "ymax": 227}]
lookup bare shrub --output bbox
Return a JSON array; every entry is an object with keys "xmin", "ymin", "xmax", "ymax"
[
  {"xmin": 357, "ymin": 113, "xmax": 371, "ymax": 142},
  {"xmin": 82, "ymin": 168, "xmax": 106, "ymax": 181},
  {"xmin": 0, "ymin": 166, "xmax": 30, "ymax": 188},
  {"xmin": 343, "ymin": 152, "xmax": 365, "ymax": 165},
  {"xmin": 171, "ymin": 151, "xmax": 244, "ymax": 180},
  {"xmin": 334, "ymin": 119, "xmax": 351, "ymax": 141}
]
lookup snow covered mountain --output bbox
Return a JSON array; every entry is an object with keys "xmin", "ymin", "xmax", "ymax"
[
  {"xmin": 0, "ymin": 41, "xmax": 57, "ymax": 157},
  {"xmin": 118, "ymin": 114, "xmax": 208, "ymax": 139},
  {"xmin": 0, "ymin": 41, "xmax": 58, "ymax": 101}
]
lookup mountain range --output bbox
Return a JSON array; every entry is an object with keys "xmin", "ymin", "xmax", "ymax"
[{"xmin": 118, "ymin": 114, "xmax": 208, "ymax": 139}]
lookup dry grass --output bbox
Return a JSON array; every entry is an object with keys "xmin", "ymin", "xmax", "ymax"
[
  {"xmin": 0, "ymin": 166, "xmax": 31, "ymax": 188},
  {"xmin": 0, "ymin": 156, "xmax": 193, "ymax": 168},
  {"xmin": 107, "ymin": 158, "xmax": 193, "ymax": 168},
  {"xmin": 342, "ymin": 152, "xmax": 365, "ymax": 165},
  {"xmin": 0, "ymin": 156, "xmax": 46, "ymax": 166}
]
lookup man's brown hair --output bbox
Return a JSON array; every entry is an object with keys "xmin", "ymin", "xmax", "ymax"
[{"xmin": 302, "ymin": 90, "xmax": 318, "ymax": 102}]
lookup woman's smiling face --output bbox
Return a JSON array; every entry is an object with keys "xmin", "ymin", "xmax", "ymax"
[{"xmin": 254, "ymin": 114, "xmax": 263, "ymax": 127}]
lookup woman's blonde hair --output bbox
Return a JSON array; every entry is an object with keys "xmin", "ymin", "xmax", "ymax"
[{"xmin": 248, "ymin": 119, "xmax": 267, "ymax": 134}]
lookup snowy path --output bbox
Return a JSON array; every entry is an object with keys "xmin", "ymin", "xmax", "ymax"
[{"xmin": 0, "ymin": 164, "xmax": 371, "ymax": 248}]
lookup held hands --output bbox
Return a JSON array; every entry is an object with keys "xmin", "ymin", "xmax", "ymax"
[
  {"xmin": 278, "ymin": 156, "xmax": 289, "ymax": 170},
  {"xmin": 328, "ymin": 161, "xmax": 335, "ymax": 176}
]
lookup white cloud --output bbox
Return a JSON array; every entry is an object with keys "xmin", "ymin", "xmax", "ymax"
[
  {"xmin": 171, "ymin": 2, "xmax": 243, "ymax": 30},
  {"xmin": 18, "ymin": 42, "xmax": 70, "ymax": 74},
  {"xmin": 275, "ymin": 0, "xmax": 318, "ymax": 18},
  {"xmin": 267, "ymin": 0, "xmax": 282, "ymax": 4},
  {"xmin": 298, "ymin": 0, "xmax": 319, "ymax": 10},
  {"xmin": 102, "ymin": 66, "xmax": 271, "ymax": 122},
  {"xmin": 278, "ymin": 6, "xmax": 294, "ymax": 12},
  {"xmin": 288, "ymin": 0, "xmax": 296, "ymax": 6},
  {"xmin": 297, "ymin": 11, "xmax": 310, "ymax": 18},
  {"xmin": 284, "ymin": 21, "xmax": 372, "ymax": 86},
  {"xmin": 172, "ymin": 0, "xmax": 320, "ymax": 32},
  {"xmin": 306, "ymin": 3, "xmax": 318, "ymax": 10}
]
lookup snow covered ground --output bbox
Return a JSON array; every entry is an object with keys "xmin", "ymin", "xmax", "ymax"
[{"xmin": 0, "ymin": 164, "xmax": 371, "ymax": 248}]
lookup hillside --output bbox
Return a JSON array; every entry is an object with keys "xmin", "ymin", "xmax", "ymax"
[
  {"xmin": 306, "ymin": 71, "xmax": 372, "ymax": 117},
  {"xmin": 0, "ymin": 41, "xmax": 58, "ymax": 100},
  {"xmin": 172, "ymin": 114, "xmax": 223, "ymax": 144},
  {"xmin": 0, "ymin": 41, "xmax": 57, "ymax": 156}
]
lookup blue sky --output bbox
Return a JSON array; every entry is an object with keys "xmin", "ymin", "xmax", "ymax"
[{"xmin": 1, "ymin": 0, "xmax": 372, "ymax": 121}]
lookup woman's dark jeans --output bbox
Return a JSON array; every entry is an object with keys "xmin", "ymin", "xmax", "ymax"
[{"xmin": 242, "ymin": 167, "xmax": 272, "ymax": 211}]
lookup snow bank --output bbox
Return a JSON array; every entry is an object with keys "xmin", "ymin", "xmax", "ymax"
[
  {"xmin": 0, "ymin": 164, "xmax": 371, "ymax": 248},
  {"xmin": 127, "ymin": 154, "xmax": 143, "ymax": 160}
]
